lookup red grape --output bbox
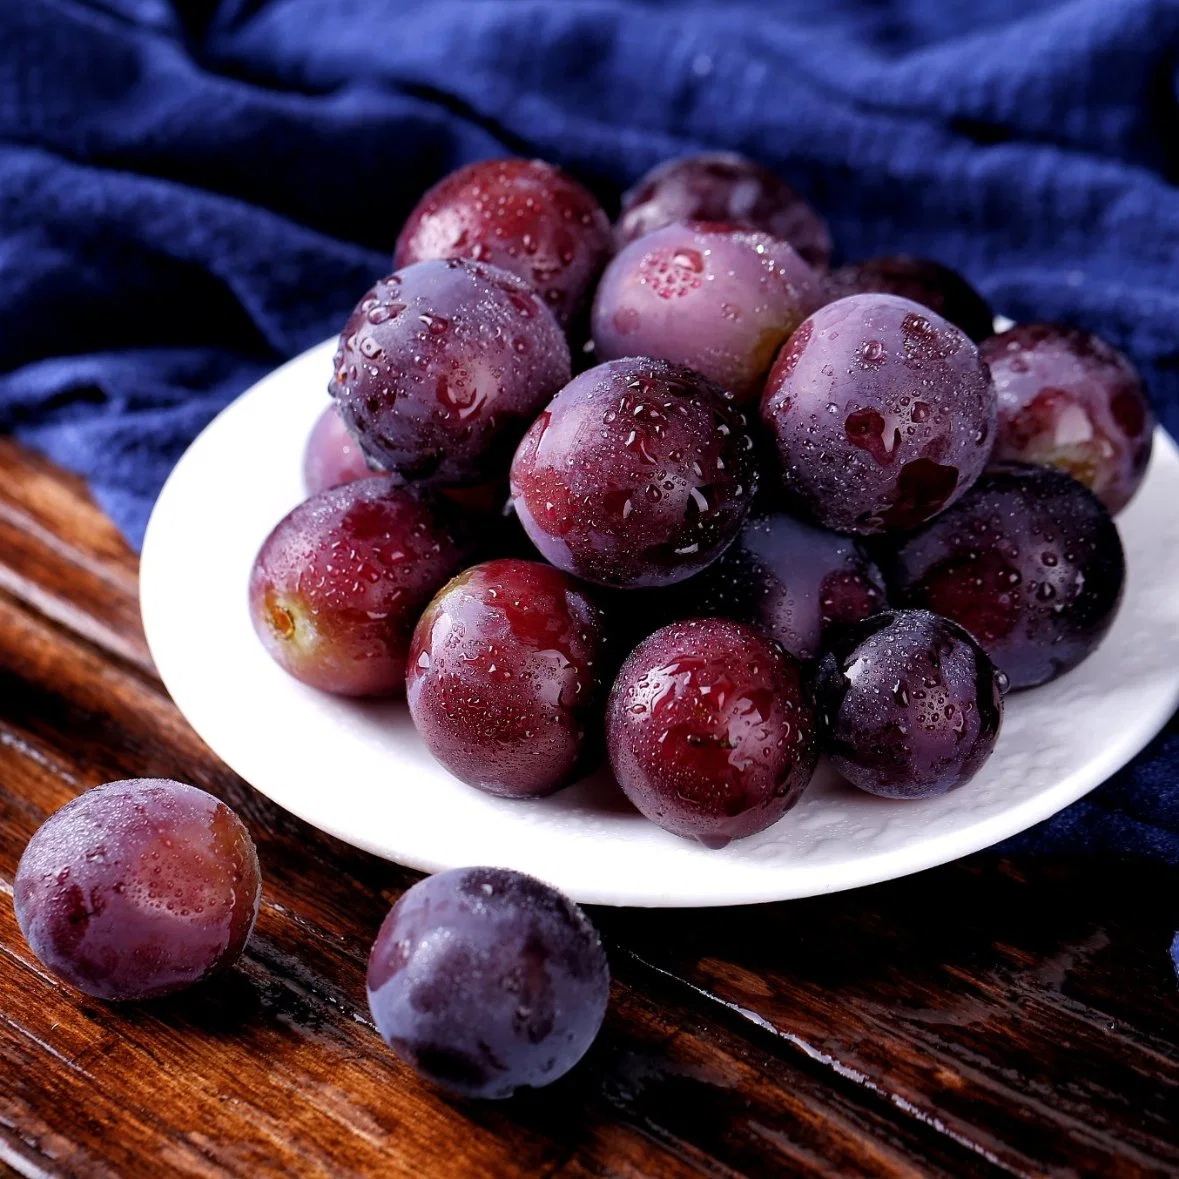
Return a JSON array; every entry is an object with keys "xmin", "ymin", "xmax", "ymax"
[
  {"xmin": 510, "ymin": 358, "xmax": 759, "ymax": 588},
  {"xmin": 682, "ymin": 507, "xmax": 887, "ymax": 660},
  {"xmin": 814, "ymin": 611, "xmax": 1004, "ymax": 799},
  {"xmin": 303, "ymin": 404, "xmax": 380, "ymax": 494},
  {"xmin": 981, "ymin": 323, "xmax": 1155, "ymax": 514},
  {"xmin": 367, "ymin": 867, "xmax": 609, "ymax": 1099},
  {"xmin": 761, "ymin": 294, "xmax": 997, "ymax": 535},
  {"xmin": 881, "ymin": 464, "xmax": 1125, "ymax": 689},
  {"xmin": 249, "ymin": 478, "xmax": 471, "ymax": 696},
  {"xmin": 606, "ymin": 618, "xmax": 818, "ymax": 847},
  {"xmin": 616, "ymin": 152, "xmax": 832, "ymax": 269},
  {"xmin": 407, "ymin": 560, "xmax": 609, "ymax": 798},
  {"xmin": 822, "ymin": 256, "xmax": 994, "ymax": 343},
  {"xmin": 14, "ymin": 780, "xmax": 261, "ymax": 1001},
  {"xmin": 330, "ymin": 260, "xmax": 570, "ymax": 486},
  {"xmin": 394, "ymin": 158, "xmax": 612, "ymax": 326},
  {"xmin": 591, "ymin": 221, "xmax": 820, "ymax": 403}
]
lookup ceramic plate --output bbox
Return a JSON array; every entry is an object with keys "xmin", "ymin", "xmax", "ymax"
[{"xmin": 140, "ymin": 338, "xmax": 1179, "ymax": 906}]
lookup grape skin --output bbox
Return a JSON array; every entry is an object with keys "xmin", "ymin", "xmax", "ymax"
[
  {"xmin": 592, "ymin": 221, "xmax": 821, "ymax": 403},
  {"xmin": 407, "ymin": 560, "xmax": 609, "ymax": 798},
  {"xmin": 14, "ymin": 780, "xmax": 261, "ymax": 1001},
  {"xmin": 761, "ymin": 293, "xmax": 997, "ymax": 535},
  {"xmin": 303, "ymin": 405, "xmax": 380, "ymax": 495},
  {"xmin": 814, "ymin": 610, "xmax": 1004, "ymax": 799},
  {"xmin": 367, "ymin": 867, "xmax": 609, "ymax": 1099},
  {"xmin": 510, "ymin": 358, "xmax": 759, "ymax": 589}
]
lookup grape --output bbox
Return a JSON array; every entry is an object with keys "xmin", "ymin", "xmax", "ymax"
[
  {"xmin": 681, "ymin": 507, "xmax": 887, "ymax": 661},
  {"xmin": 591, "ymin": 222, "xmax": 820, "ymax": 403},
  {"xmin": 304, "ymin": 405, "xmax": 380, "ymax": 494},
  {"xmin": 394, "ymin": 158, "xmax": 612, "ymax": 326},
  {"xmin": 880, "ymin": 464, "xmax": 1125, "ymax": 689},
  {"xmin": 367, "ymin": 867, "xmax": 609, "ymax": 1099},
  {"xmin": 14, "ymin": 780, "xmax": 261, "ymax": 1001},
  {"xmin": 407, "ymin": 560, "xmax": 609, "ymax": 798},
  {"xmin": 981, "ymin": 323, "xmax": 1155, "ymax": 514},
  {"xmin": 510, "ymin": 358, "xmax": 759, "ymax": 588},
  {"xmin": 822, "ymin": 256, "xmax": 994, "ymax": 343},
  {"xmin": 814, "ymin": 610, "xmax": 1004, "ymax": 799},
  {"xmin": 330, "ymin": 260, "xmax": 571, "ymax": 486},
  {"xmin": 615, "ymin": 152, "xmax": 832, "ymax": 269},
  {"xmin": 249, "ymin": 478, "xmax": 471, "ymax": 696},
  {"xmin": 605, "ymin": 618, "xmax": 818, "ymax": 847},
  {"xmin": 760, "ymin": 294, "xmax": 997, "ymax": 535}
]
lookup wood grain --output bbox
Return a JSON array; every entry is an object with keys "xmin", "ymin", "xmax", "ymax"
[{"xmin": 0, "ymin": 436, "xmax": 1177, "ymax": 1178}]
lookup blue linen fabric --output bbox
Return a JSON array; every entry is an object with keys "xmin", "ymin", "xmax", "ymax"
[{"xmin": 2, "ymin": 1, "xmax": 1179, "ymax": 876}]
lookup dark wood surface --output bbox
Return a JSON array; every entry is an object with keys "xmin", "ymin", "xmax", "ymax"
[{"xmin": 0, "ymin": 435, "xmax": 1177, "ymax": 1178}]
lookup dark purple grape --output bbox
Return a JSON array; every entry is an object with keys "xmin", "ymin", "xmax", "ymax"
[
  {"xmin": 367, "ymin": 867, "xmax": 609, "ymax": 1099},
  {"xmin": 606, "ymin": 618, "xmax": 818, "ymax": 847},
  {"xmin": 616, "ymin": 152, "xmax": 832, "ymax": 269},
  {"xmin": 510, "ymin": 358, "xmax": 759, "ymax": 588},
  {"xmin": 681, "ymin": 507, "xmax": 887, "ymax": 660},
  {"xmin": 814, "ymin": 611, "xmax": 1004, "ymax": 799},
  {"xmin": 981, "ymin": 323, "xmax": 1155, "ymax": 514},
  {"xmin": 822, "ymin": 256, "xmax": 994, "ymax": 343},
  {"xmin": 407, "ymin": 560, "xmax": 609, "ymax": 798},
  {"xmin": 591, "ymin": 222, "xmax": 820, "ymax": 403},
  {"xmin": 880, "ymin": 464, "xmax": 1125, "ymax": 690},
  {"xmin": 394, "ymin": 158, "xmax": 613, "ymax": 326},
  {"xmin": 331, "ymin": 260, "xmax": 571, "ymax": 486},
  {"xmin": 249, "ymin": 478, "xmax": 471, "ymax": 696},
  {"xmin": 304, "ymin": 405, "xmax": 381, "ymax": 494},
  {"xmin": 14, "ymin": 780, "xmax": 261, "ymax": 1001},
  {"xmin": 761, "ymin": 294, "xmax": 997, "ymax": 535}
]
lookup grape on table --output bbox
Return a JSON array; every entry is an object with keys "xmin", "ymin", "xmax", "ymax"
[
  {"xmin": 822, "ymin": 255, "xmax": 994, "ymax": 343},
  {"xmin": 366, "ymin": 867, "xmax": 609, "ymax": 1099},
  {"xmin": 814, "ymin": 611, "xmax": 1005, "ymax": 799},
  {"xmin": 606, "ymin": 618, "xmax": 819, "ymax": 847},
  {"xmin": 510, "ymin": 357, "xmax": 759, "ymax": 588},
  {"xmin": 982, "ymin": 322, "xmax": 1155, "ymax": 514},
  {"xmin": 882, "ymin": 464, "xmax": 1126, "ymax": 689},
  {"xmin": 407, "ymin": 559, "xmax": 610, "ymax": 798},
  {"xmin": 15, "ymin": 780, "xmax": 261, "ymax": 1001},
  {"xmin": 679, "ymin": 506, "xmax": 888, "ymax": 661},
  {"xmin": 592, "ymin": 221, "xmax": 820, "ymax": 403},
  {"xmin": 331, "ymin": 260, "xmax": 571, "ymax": 486},
  {"xmin": 761, "ymin": 293, "xmax": 997, "ymax": 535},
  {"xmin": 394, "ymin": 158, "xmax": 613, "ymax": 326},
  {"xmin": 615, "ymin": 151, "xmax": 832, "ymax": 270},
  {"xmin": 249, "ymin": 478, "xmax": 472, "ymax": 696}
]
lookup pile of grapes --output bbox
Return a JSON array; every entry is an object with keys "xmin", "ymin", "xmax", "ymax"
[
  {"xmin": 252, "ymin": 152, "xmax": 1148, "ymax": 841},
  {"xmin": 11, "ymin": 153, "xmax": 1154, "ymax": 1103}
]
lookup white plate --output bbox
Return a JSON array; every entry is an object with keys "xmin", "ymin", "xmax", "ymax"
[{"xmin": 141, "ymin": 338, "xmax": 1179, "ymax": 907}]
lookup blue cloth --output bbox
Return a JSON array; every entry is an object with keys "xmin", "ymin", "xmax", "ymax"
[{"xmin": 2, "ymin": 1, "xmax": 1179, "ymax": 891}]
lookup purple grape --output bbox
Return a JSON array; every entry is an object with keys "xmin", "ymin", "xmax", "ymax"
[
  {"xmin": 330, "ymin": 260, "xmax": 571, "ymax": 486},
  {"xmin": 822, "ymin": 256, "xmax": 994, "ymax": 343},
  {"xmin": 591, "ymin": 221, "xmax": 821, "ymax": 403},
  {"xmin": 407, "ymin": 560, "xmax": 609, "ymax": 798},
  {"xmin": 761, "ymin": 294, "xmax": 997, "ymax": 535},
  {"xmin": 681, "ymin": 507, "xmax": 887, "ymax": 661},
  {"xmin": 249, "ymin": 478, "xmax": 471, "ymax": 696},
  {"xmin": 814, "ymin": 611, "xmax": 1004, "ymax": 799},
  {"xmin": 367, "ymin": 867, "xmax": 609, "ymax": 1099},
  {"xmin": 394, "ymin": 158, "xmax": 613, "ymax": 326},
  {"xmin": 14, "ymin": 780, "xmax": 261, "ymax": 1001},
  {"xmin": 606, "ymin": 618, "xmax": 819, "ymax": 847},
  {"xmin": 303, "ymin": 405, "xmax": 381, "ymax": 494},
  {"xmin": 880, "ymin": 464, "xmax": 1125, "ymax": 689},
  {"xmin": 981, "ymin": 323, "xmax": 1155, "ymax": 514},
  {"xmin": 509, "ymin": 358, "xmax": 759, "ymax": 588},
  {"xmin": 615, "ymin": 152, "xmax": 832, "ymax": 269}
]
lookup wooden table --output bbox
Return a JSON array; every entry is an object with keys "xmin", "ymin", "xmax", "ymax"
[{"xmin": 0, "ymin": 436, "xmax": 1177, "ymax": 1179}]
